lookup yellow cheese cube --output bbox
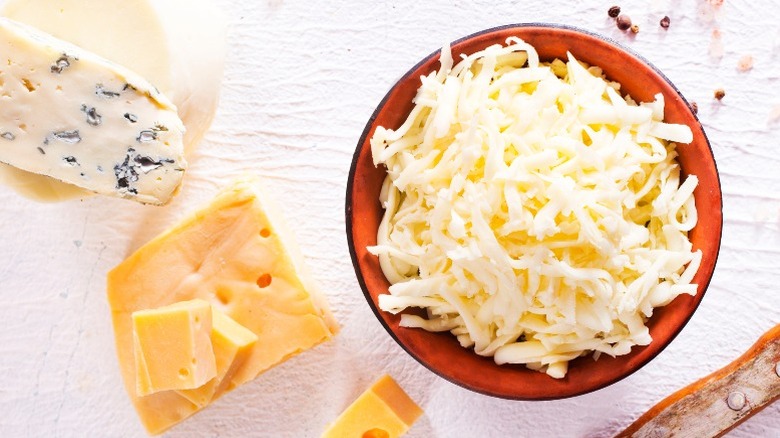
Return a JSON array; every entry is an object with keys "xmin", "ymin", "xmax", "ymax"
[
  {"xmin": 176, "ymin": 308, "xmax": 258, "ymax": 407},
  {"xmin": 132, "ymin": 299, "xmax": 217, "ymax": 396},
  {"xmin": 322, "ymin": 375, "xmax": 423, "ymax": 438},
  {"xmin": 107, "ymin": 177, "xmax": 338, "ymax": 434}
]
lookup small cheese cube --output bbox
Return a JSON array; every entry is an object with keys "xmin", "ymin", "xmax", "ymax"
[
  {"xmin": 322, "ymin": 375, "xmax": 423, "ymax": 438},
  {"xmin": 176, "ymin": 309, "xmax": 257, "ymax": 407},
  {"xmin": 132, "ymin": 299, "xmax": 217, "ymax": 396}
]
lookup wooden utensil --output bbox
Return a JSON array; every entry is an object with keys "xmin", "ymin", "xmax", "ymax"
[{"xmin": 618, "ymin": 324, "xmax": 780, "ymax": 437}]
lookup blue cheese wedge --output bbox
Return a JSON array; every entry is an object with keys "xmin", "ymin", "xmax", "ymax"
[{"xmin": 0, "ymin": 18, "xmax": 186, "ymax": 205}]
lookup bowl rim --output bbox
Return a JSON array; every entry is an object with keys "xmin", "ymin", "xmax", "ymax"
[{"xmin": 346, "ymin": 22, "xmax": 723, "ymax": 400}]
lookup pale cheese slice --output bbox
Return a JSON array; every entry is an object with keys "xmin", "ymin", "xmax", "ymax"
[
  {"xmin": 0, "ymin": 0, "xmax": 226, "ymax": 201},
  {"xmin": 107, "ymin": 177, "xmax": 338, "ymax": 434},
  {"xmin": 0, "ymin": 18, "xmax": 186, "ymax": 205}
]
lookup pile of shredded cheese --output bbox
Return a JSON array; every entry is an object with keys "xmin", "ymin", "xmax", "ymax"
[{"xmin": 368, "ymin": 38, "xmax": 701, "ymax": 379}]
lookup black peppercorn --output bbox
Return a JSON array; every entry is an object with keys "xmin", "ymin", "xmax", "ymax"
[
  {"xmin": 660, "ymin": 16, "xmax": 671, "ymax": 29},
  {"xmin": 616, "ymin": 15, "xmax": 632, "ymax": 30},
  {"xmin": 608, "ymin": 6, "xmax": 621, "ymax": 18},
  {"xmin": 714, "ymin": 88, "xmax": 726, "ymax": 100},
  {"xmin": 690, "ymin": 101, "xmax": 698, "ymax": 114}
]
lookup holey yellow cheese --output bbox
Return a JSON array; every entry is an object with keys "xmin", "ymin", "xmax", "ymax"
[
  {"xmin": 133, "ymin": 299, "xmax": 217, "ymax": 396},
  {"xmin": 322, "ymin": 375, "xmax": 423, "ymax": 438},
  {"xmin": 176, "ymin": 308, "xmax": 257, "ymax": 407},
  {"xmin": 107, "ymin": 177, "xmax": 338, "ymax": 434}
]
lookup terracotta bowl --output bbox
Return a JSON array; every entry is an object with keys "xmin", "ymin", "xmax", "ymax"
[{"xmin": 346, "ymin": 24, "xmax": 722, "ymax": 400}]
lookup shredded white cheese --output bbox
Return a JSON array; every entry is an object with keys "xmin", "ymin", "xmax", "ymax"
[{"xmin": 368, "ymin": 38, "xmax": 701, "ymax": 378}]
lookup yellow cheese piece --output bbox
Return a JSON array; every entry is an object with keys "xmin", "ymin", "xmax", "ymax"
[
  {"xmin": 132, "ymin": 299, "xmax": 217, "ymax": 396},
  {"xmin": 322, "ymin": 375, "xmax": 423, "ymax": 438},
  {"xmin": 176, "ymin": 308, "xmax": 258, "ymax": 407},
  {"xmin": 107, "ymin": 177, "xmax": 338, "ymax": 434}
]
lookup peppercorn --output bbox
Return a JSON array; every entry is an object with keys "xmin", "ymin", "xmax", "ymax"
[
  {"xmin": 690, "ymin": 101, "xmax": 698, "ymax": 114},
  {"xmin": 660, "ymin": 16, "xmax": 671, "ymax": 29},
  {"xmin": 631, "ymin": 24, "xmax": 640, "ymax": 34},
  {"xmin": 616, "ymin": 15, "xmax": 632, "ymax": 31},
  {"xmin": 714, "ymin": 88, "xmax": 726, "ymax": 100},
  {"xmin": 608, "ymin": 6, "xmax": 621, "ymax": 18}
]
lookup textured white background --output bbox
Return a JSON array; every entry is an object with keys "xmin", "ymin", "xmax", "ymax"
[{"xmin": 1, "ymin": 0, "xmax": 779, "ymax": 436}]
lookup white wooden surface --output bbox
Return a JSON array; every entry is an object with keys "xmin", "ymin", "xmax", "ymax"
[{"xmin": 1, "ymin": 0, "xmax": 779, "ymax": 436}]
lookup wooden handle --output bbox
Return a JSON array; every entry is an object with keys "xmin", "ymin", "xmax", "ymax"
[{"xmin": 618, "ymin": 324, "xmax": 780, "ymax": 438}]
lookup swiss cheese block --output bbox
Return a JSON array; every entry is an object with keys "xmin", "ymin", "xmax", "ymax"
[
  {"xmin": 0, "ymin": 0, "xmax": 226, "ymax": 202},
  {"xmin": 0, "ymin": 18, "xmax": 186, "ymax": 205},
  {"xmin": 176, "ymin": 308, "xmax": 257, "ymax": 407},
  {"xmin": 132, "ymin": 299, "xmax": 216, "ymax": 396},
  {"xmin": 322, "ymin": 375, "xmax": 423, "ymax": 438},
  {"xmin": 107, "ymin": 177, "xmax": 338, "ymax": 434}
]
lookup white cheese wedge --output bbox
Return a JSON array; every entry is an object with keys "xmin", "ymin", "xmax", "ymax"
[
  {"xmin": 0, "ymin": 0, "xmax": 226, "ymax": 201},
  {"xmin": 0, "ymin": 18, "xmax": 186, "ymax": 205}
]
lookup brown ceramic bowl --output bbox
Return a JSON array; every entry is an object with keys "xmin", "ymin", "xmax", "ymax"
[{"xmin": 346, "ymin": 24, "xmax": 722, "ymax": 400}]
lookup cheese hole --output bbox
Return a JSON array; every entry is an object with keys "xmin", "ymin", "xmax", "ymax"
[
  {"xmin": 362, "ymin": 429, "xmax": 390, "ymax": 438},
  {"xmin": 256, "ymin": 273, "xmax": 272, "ymax": 288},
  {"xmin": 260, "ymin": 228, "xmax": 271, "ymax": 238},
  {"xmin": 215, "ymin": 287, "xmax": 233, "ymax": 305},
  {"xmin": 179, "ymin": 368, "xmax": 190, "ymax": 379},
  {"xmin": 21, "ymin": 78, "xmax": 35, "ymax": 92}
]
